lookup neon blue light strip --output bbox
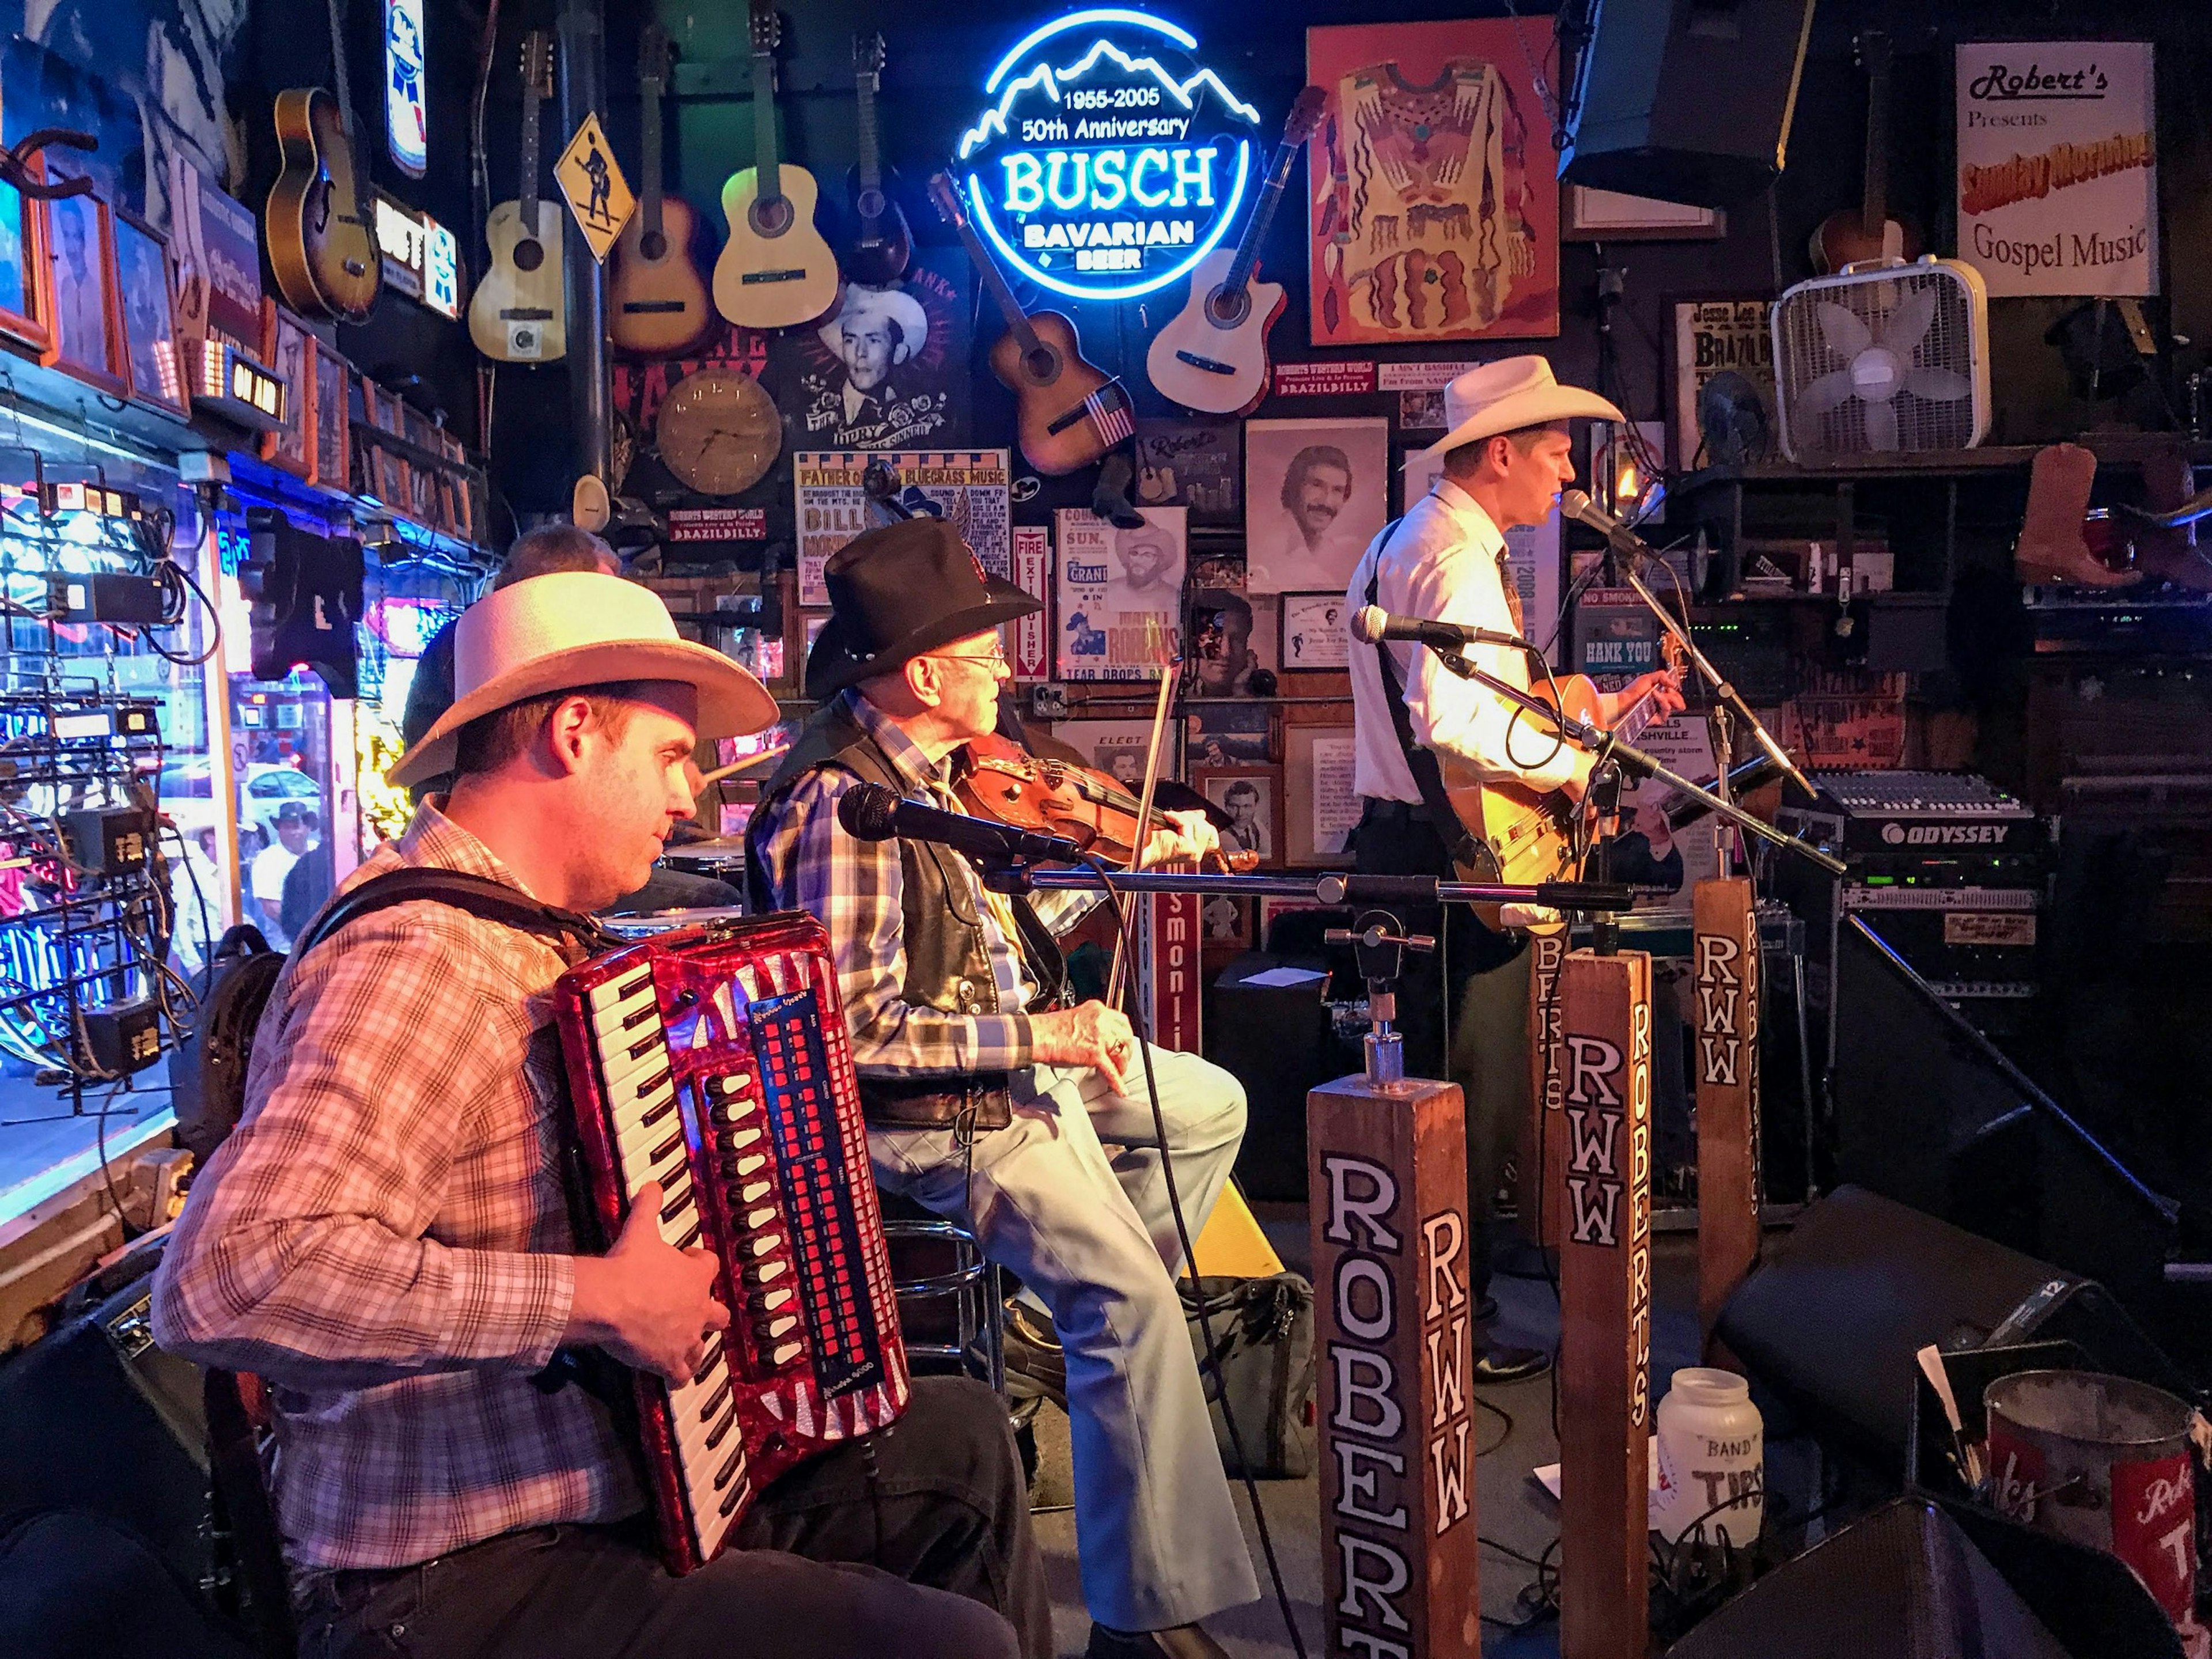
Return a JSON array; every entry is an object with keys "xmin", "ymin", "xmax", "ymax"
[
  {"xmin": 960, "ymin": 37, "xmax": 1263, "ymax": 160},
  {"xmin": 984, "ymin": 8, "xmax": 1196, "ymax": 93},
  {"xmin": 963, "ymin": 137, "xmax": 1249, "ymax": 302}
]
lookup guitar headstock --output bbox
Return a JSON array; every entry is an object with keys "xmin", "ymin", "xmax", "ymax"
[
  {"xmin": 521, "ymin": 30, "xmax": 554, "ymax": 101},
  {"xmin": 640, "ymin": 22, "xmax": 672, "ymax": 93},
  {"xmin": 1661, "ymin": 628, "xmax": 1687, "ymax": 677},
  {"xmin": 1285, "ymin": 86, "xmax": 1327, "ymax": 146},
  {"xmin": 927, "ymin": 171, "xmax": 968, "ymax": 230},
  {"xmin": 749, "ymin": 3, "xmax": 782, "ymax": 57},
  {"xmin": 854, "ymin": 31, "xmax": 886, "ymax": 87}
]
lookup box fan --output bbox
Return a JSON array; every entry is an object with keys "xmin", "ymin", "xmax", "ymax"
[{"xmin": 1770, "ymin": 257, "xmax": 1988, "ymax": 461}]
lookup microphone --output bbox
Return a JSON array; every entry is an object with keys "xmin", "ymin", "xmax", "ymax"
[
  {"xmin": 1559, "ymin": 488, "xmax": 1657, "ymax": 570},
  {"xmin": 835, "ymin": 782, "xmax": 1086, "ymax": 865},
  {"xmin": 1351, "ymin": 605, "xmax": 1528, "ymax": 653}
]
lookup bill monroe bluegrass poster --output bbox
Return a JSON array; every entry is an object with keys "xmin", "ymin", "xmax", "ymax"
[
  {"xmin": 1055, "ymin": 507, "xmax": 1187, "ymax": 681},
  {"xmin": 794, "ymin": 451, "xmax": 1010, "ymax": 607},
  {"xmin": 1305, "ymin": 17, "xmax": 1560, "ymax": 344}
]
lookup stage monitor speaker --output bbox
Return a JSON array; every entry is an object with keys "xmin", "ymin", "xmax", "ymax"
[
  {"xmin": 1561, "ymin": 0, "xmax": 1817, "ymax": 208},
  {"xmin": 1209, "ymin": 949, "xmax": 1344, "ymax": 1202},
  {"xmin": 1713, "ymin": 1185, "xmax": 2182, "ymax": 1474},
  {"xmin": 1666, "ymin": 1497, "xmax": 2183, "ymax": 1659}
]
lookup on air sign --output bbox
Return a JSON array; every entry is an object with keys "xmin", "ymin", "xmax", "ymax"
[{"xmin": 956, "ymin": 9, "xmax": 1262, "ymax": 301}]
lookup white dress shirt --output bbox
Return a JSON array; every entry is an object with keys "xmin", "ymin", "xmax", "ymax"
[{"xmin": 1344, "ymin": 477, "xmax": 1578, "ymax": 802}]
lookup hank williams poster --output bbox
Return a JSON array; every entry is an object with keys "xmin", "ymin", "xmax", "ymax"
[
  {"xmin": 1306, "ymin": 18, "xmax": 1560, "ymax": 344},
  {"xmin": 772, "ymin": 258, "xmax": 972, "ymax": 449}
]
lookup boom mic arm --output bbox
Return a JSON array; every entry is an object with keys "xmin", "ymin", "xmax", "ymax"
[
  {"xmin": 835, "ymin": 781, "xmax": 1087, "ymax": 865},
  {"xmin": 1351, "ymin": 605, "xmax": 1530, "ymax": 652}
]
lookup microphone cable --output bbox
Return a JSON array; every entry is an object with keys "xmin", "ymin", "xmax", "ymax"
[{"xmin": 1080, "ymin": 852, "xmax": 1310, "ymax": 1659}]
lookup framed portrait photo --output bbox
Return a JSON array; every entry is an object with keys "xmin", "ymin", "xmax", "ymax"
[
  {"xmin": 112, "ymin": 212, "xmax": 187, "ymax": 418},
  {"xmin": 40, "ymin": 190, "xmax": 124, "ymax": 395},
  {"xmin": 1281, "ymin": 592, "xmax": 1351, "ymax": 672},
  {"xmin": 1198, "ymin": 892, "xmax": 1253, "ymax": 950},
  {"xmin": 1185, "ymin": 703, "xmax": 1272, "ymax": 771},
  {"xmin": 1197, "ymin": 768, "xmax": 1279, "ymax": 866},
  {"xmin": 1244, "ymin": 416, "xmax": 1389, "ymax": 595},
  {"xmin": 0, "ymin": 163, "xmax": 52, "ymax": 356},
  {"xmin": 259, "ymin": 299, "xmax": 313, "ymax": 479}
]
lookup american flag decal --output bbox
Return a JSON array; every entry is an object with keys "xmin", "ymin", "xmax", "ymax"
[{"xmin": 1085, "ymin": 381, "xmax": 1135, "ymax": 448}]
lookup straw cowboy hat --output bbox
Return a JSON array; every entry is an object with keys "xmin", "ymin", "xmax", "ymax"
[
  {"xmin": 388, "ymin": 572, "xmax": 778, "ymax": 788},
  {"xmin": 1412, "ymin": 356, "xmax": 1623, "ymax": 461},
  {"xmin": 804, "ymin": 517, "xmax": 1039, "ymax": 699}
]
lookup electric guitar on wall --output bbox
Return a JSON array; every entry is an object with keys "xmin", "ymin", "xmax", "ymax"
[
  {"xmin": 1146, "ymin": 88, "xmax": 1324, "ymax": 415},
  {"xmin": 836, "ymin": 33, "xmax": 911, "ymax": 287},
  {"xmin": 928, "ymin": 172, "xmax": 1132, "ymax": 477},
  {"xmin": 609, "ymin": 23, "xmax": 715, "ymax": 357},
  {"xmin": 1809, "ymin": 29, "xmax": 1921, "ymax": 274},
  {"xmin": 712, "ymin": 3, "xmax": 839, "ymax": 330},
  {"xmin": 266, "ymin": 0, "xmax": 382, "ymax": 322},
  {"xmin": 469, "ymin": 32, "xmax": 567, "ymax": 363},
  {"xmin": 1442, "ymin": 632, "xmax": 1686, "ymax": 934}
]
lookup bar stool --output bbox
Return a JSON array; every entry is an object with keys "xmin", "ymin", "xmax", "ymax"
[{"xmin": 876, "ymin": 1191, "xmax": 1004, "ymax": 1395}]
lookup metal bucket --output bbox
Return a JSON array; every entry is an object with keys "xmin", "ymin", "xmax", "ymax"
[{"xmin": 1984, "ymin": 1369, "xmax": 2201, "ymax": 1645}]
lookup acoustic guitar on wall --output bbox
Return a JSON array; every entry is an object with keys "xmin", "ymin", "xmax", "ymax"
[
  {"xmin": 610, "ymin": 23, "xmax": 715, "ymax": 357},
  {"xmin": 836, "ymin": 33, "xmax": 912, "ymax": 287},
  {"xmin": 266, "ymin": 0, "xmax": 381, "ymax": 323},
  {"xmin": 1146, "ymin": 88, "xmax": 1324, "ymax": 416},
  {"xmin": 928, "ymin": 171, "xmax": 1132, "ymax": 477},
  {"xmin": 469, "ymin": 31, "xmax": 567, "ymax": 364},
  {"xmin": 1809, "ymin": 30, "xmax": 1921, "ymax": 274},
  {"xmin": 712, "ymin": 3, "xmax": 839, "ymax": 331}
]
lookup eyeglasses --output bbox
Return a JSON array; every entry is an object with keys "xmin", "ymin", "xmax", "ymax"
[{"xmin": 925, "ymin": 646, "xmax": 1011, "ymax": 673}]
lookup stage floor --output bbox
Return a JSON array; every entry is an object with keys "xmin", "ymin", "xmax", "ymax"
[{"xmin": 0, "ymin": 1070, "xmax": 176, "ymax": 1226}]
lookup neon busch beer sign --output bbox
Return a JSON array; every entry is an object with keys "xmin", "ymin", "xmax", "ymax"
[{"xmin": 956, "ymin": 9, "xmax": 1262, "ymax": 302}]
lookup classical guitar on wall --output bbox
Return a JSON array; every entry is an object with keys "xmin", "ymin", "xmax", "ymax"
[
  {"xmin": 266, "ymin": 0, "xmax": 381, "ymax": 323},
  {"xmin": 928, "ymin": 172, "xmax": 1132, "ymax": 478},
  {"xmin": 712, "ymin": 3, "xmax": 839, "ymax": 331},
  {"xmin": 469, "ymin": 31, "xmax": 567, "ymax": 364},
  {"xmin": 610, "ymin": 23, "xmax": 715, "ymax": 358},
  {"xmin": 1809, "ymin": 30, "xmax": 1921, "ymax": 274},
  {"xmin": 1147, "ymin": 87, "xmax": 1324, "ymax": 416},
  {"xmin": 836, "ymin": 33, "xmax": 911, "ymax": 287}
]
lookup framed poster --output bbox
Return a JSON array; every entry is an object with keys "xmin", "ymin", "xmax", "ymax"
[
  {"xmin": 1135, "ymin": 418, "xmax": 1241, "ymax": 518},
  {"xmin": 1186, "ymin": 588, "xmax": 1278, "ymax": 698},
  {"xmin": 0, "ymin": 160, "xmax": 51, "ymax": 356},
  {"xmin": 1053, "ymin": 719, "xmax": 1173, "ymax": 793},
  {"xmin": 1199, "ymin": 893, "xmax": 1253, "ymax": 949},
  {"xmin": 1281, "ymin": 592, "xmax": 1350, "ymax": 671},
  {"xmin": 1306, "ymin": 18, "xmax": 1560, "ymax": 344},
  {"xmin": 312, "ymin": 339, "xmax": 351, "ymax": 491},
  {"xmin": 1245, "ymin": 417, "xmax": 1389, "ymax": 595},
  {"xmin": 1671, "ymin": 298, "xmax": 1776, "ymax": 471},
  {"xmin": 260, "ymin": 300, "xmax": 313, "ymax": 479},
  {"xmin": 40, "ymin": 191, "xmax": 124, "ymax": 395},
  {"xmin": 1956, "ymin": 42, "xmax": 2156, "ymax": 297},
  {"xmin": 112, "ymin": 211, "xmax": 187, "ymax": 418},
  {"xmin": 1186, "ymin": 703, "xmax": 1272, "ymax": 770},
  {"xmin": 1054, "ymin": 506, "xmax": 1186, "ymax": 681},
  {"xmin": 1198, "ymin": 770, "xmax": 1279, "ymax": 865},
  {"xmin": 794, "ymin": 450, "xmax": 1010, "ymax": 604},
  {"xmin": 772, "ymin": 259, "xmax": 972, "ymax": 450},
  {"xmin": 1285, "ymin": 724, "xmax": 1361, "ymax": 865}
]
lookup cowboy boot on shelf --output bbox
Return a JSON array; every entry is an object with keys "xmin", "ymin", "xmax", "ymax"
[
  {"xmin": 2014, "ymin": 442, "xmax": 2143, "ymax": 588},
  {"xmin": 2127, "ymin": 442, "xmax": 2212, "ymax": 593}
]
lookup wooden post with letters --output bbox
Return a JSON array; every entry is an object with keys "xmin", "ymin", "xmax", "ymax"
[
  {"xmin": 1692, "ymin": 878, "xmax": 1762, "ymax": 1347},
  {"xmin": 1556, "ymin": 949, "xmax": 1653, "ymax": 1659},
  {"xmin": 1521, "ymin": 932, "xmax": 1567, "ymax": 1249},
  {"xmin": 1310, "ymin": 1074, "xmax": 1480, "ymax": 1658}
]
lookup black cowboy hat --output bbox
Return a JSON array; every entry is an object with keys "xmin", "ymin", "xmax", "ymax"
[{"xmin": 805, "ymin": 518, "xmax": 1040, "ymax": 700}]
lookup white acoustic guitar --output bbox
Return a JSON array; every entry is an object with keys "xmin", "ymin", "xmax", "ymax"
[
  {"xmin": 1146, "ymin": 89, "xmax": 1323, "ymax": 416},
  {"xmin": 712, "ymin": 3, "xmax": 839, "ymax": 331},
  {"xmin": 469, "ymin": 32, "xmax": 567, "ymax": 363}
]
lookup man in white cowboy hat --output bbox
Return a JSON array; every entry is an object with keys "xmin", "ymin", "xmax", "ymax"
[
  {"xmin": 1342, "ymin": 356, "xmax": 1684, "ymax": 1384},
  {"xmin": 820, "ymin": 283, "xmax": 931, "ymax": 433},
  {"xmin": 153, "ymin": 571, "xmax": 1050, "ymax": 1659}
]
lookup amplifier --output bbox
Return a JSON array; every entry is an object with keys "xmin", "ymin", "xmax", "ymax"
[{"xmin": 1840, "ymin": 887, "xmax": 2039, "ymax": 1005}]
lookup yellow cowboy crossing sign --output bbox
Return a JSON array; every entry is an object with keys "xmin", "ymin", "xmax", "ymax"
[{"xmin": 554, "ymin": 111, "xmax": 634, "ymax": 263}]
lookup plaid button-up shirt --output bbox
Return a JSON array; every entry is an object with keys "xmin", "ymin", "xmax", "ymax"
[
  {"xmin": 151, "ymin": 803, "xmax": 642, "ymax": 1570},
  {"xmin": 748, "ymin": 690, "xmax": 1093, "ymax": 1077}
]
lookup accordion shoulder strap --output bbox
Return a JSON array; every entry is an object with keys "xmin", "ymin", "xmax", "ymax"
[{"xmin": 291, "ymin": 868, "xmax": 615, "ymax": 965}]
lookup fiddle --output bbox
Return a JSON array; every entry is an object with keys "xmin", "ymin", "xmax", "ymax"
[{"xmin": 955, "ymin": 732, "xmax": 1259, "ymax": 873}]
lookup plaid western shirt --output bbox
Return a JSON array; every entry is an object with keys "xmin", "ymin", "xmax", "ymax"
[
  {"xmin": 150, "ymin": 803, "xmax": 642, "ymax": 1570},
  {"xmin": 748, "ymin": 689, "xmax": 1093, "ymax": 1078}
]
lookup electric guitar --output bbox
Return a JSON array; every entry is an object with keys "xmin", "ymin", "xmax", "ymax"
[
  {"xmin": 266, "ymin": 0, "xmax": 381, "ymax": 322},
  {"xmin": 1442, "ymin": 631, "xmax": 1686, "ymax": 934},
  {"xmin": 927, "ymin": 172, "xmax": 1132, "ymax": 477},
  {"xmin": 837, "ymin": 33, "xmax": 912, "ymax": 287},
  {"xmin": 469, "ymin": 32, "xmax": 567, "ymax": 364},
  {"xmin": 609, "ymin": 23, "xmax": 715, "ymax": 357},
  {"xmin": 1146, "ymin": 88, "xmax": 1324, "ymax": 415},
  {"xmin": 1809, "ymin": 30, "xmax": 1921, "ymax": 274},
  {"xmin": 711, "ymin": 3, "xmax": 839, "ymax": 330}
]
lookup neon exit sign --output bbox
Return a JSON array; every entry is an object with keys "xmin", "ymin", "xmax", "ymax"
[{"xmin": 957, "ymin": 9, "xmax": 1260, "ymax": 301}]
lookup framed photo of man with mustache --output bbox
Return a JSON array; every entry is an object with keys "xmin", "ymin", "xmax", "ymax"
[{"xmin": 1243, "ymin": 416, "xmax": 1389, "ymax": 595}]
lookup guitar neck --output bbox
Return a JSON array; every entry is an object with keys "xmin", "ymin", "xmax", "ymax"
[
  {"xmin": 752, "ymin": 51, "xmax": 783, "ymax": 207},
  {"xmin": 953, "ymin": 210, "xmax": 1044, "ymax": 359},
  {"xmin": 855, "ymin": 73, "xmax": 883, "ymax": 196},
  {"xmin": 520, "ymin": 85, "xmax": 543, "ymax": 221},
  {"xmin": 1859, "ymin": 42, "xmax": 1892, "ymax": 235},
  {"xmin": 641, "ymin": 79, "xmax": 665, "ymax": 238},
  {"xmin": 324, "ymin": 0, "xmax": 368, "ymax": 224},
  {"xmin": 1221, "ymin": 137, "xmax": 1299, "ymax": 298}
]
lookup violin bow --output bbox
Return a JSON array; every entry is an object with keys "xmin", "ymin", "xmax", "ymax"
[{"xmin": 1105, "ymin": 622, "xmax": 1181, "ymax": 1011}]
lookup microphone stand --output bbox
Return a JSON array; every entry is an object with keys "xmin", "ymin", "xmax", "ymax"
[
  {"xmin": 1430, "ymin": 650, "xmax": 1846, "ymax": 877},
  {"xmin": 973, "ymin": 863, "xmax": 1641, "ymax": 914}
]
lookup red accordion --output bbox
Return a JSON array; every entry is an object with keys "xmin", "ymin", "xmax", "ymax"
[{"xmin": 554, "ymin": 912, "xmax": 910, "ymax": 1573}]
